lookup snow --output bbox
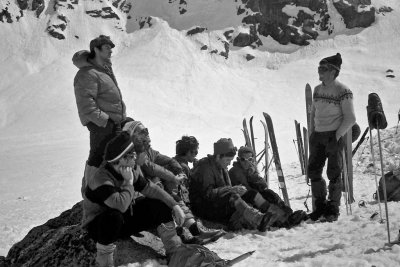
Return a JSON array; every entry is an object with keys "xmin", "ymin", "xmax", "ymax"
[{"xmin": 1, "ymin": 0, "xmax": 400, "ymax": 266}]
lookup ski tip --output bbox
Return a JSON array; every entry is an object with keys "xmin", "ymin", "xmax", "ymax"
[{"xmin": 263, "ymin": 112, "xmax": 270, "ymax": 118}]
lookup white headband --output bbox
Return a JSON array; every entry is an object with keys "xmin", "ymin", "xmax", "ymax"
[{"xmin": 107, "ymin": 142, "xmax": 134, "ymax": 163}]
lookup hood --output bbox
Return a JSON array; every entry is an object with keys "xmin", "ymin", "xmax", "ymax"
[{"xmin": 72, "ymin": 50, "xmax": 92, "ymax": 69}]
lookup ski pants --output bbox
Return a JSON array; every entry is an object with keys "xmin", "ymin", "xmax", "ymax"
[
  {"xmin": 308, "ymin": 131, "xmax": 344, "ymax": 208},
  {"xmin": 86, "ymin": 120, "xmax": 121, "ymax": 168},
  {"xmin": 87, "ymin": 198, "xmax": 173, "ymax": 245}
]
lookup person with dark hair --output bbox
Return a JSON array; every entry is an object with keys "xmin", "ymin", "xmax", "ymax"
[
  {"xmin": 82, "ymin": 132, "xmax": 185, "ymax": 267},
  {"xmin": 189, "ymin": 138, "xmax": 281, "ymax": 231},
  {"xmin": 121, "ymin": 121, "xmax": 224, "ymax": 244},
  {"xmin": 308, "ymin": 53, "xmax": 356, "ymax": 222},
  {"xmin": 73, "ymin": 35, "xmax": 127, "ymax": 196},
  {"xmin": 229, "ymin": 146, "xmax": 308, "ymax": 228}
]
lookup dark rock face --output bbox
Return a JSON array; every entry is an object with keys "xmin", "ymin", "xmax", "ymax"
[
  {"xmin": 187, "ymin": 26, "xmax": 207, "ymax": 36},
  {"xmin": 237, "ymin": 0, "xmax": 375, "ymax": 46},
  {"xmin": 333, "ymin": 0, "xmax": 375, "ymax": 28},
  {"xmin": 239, "ymin": 0, "xmax": 331, "ymax": 46},
  {"xmin": 32, "ymin": 0, "xmax": 45, "ymax": 18},
  {"xmin": 4, "ymin": 202, "xmax": 164, "ymax": 267}
]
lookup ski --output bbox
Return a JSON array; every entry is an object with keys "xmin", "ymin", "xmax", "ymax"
[
  {"xmin": 261, "ymin": 120, "xmax": 269, "ymax": 188},
  {"xmin": 263, "ymin": 112, "xmax": 290, "ymax": 207},
  {"xmin": 345, "ymin": 129, "xmax": 355, "ymax": 203},
  {"xmin": 352, "ymin": 127, "xmax": 369, "ymax": 156},
  {"xmin": 249, "ymin": 116, "xmax": 256, "ymax": 157},
  {"xmin": 226, "ymin": 250, "xmax": 255, "ymax": 266},
  {"xmin": 305, "ymin": 84, "xmax": 314, "ymax": 211},
  {"xmin": 294, "ymin": 120, "xmax": 305, "ymax": 175},
  {"xmin": 364, "ymin": 241, "xmax": 400, "ymax": 254},
  {"xmin": 242, "ymin": 118, "xmax": 252, "ymax": 149}
]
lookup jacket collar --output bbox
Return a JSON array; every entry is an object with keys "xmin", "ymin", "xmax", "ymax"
[{"xmin": 105, "ymin": 163, "xmax": 124, "ymax": 181}]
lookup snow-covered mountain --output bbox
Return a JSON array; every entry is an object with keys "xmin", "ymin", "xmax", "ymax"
[{"xmin": 1, "ymin": 0, "xmax": 400, "ymax": 265}]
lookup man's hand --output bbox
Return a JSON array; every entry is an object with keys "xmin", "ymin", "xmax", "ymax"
[
  {"xmin": 175, "ymin": 173, "xmax": 187, "ymax": 183},
  {"xmin": 232, "ymin": 185, "xmax": 247, "ymax": 196},
  {"xmin": 120, "ymin": 166, "xmax": 134, "ymax": 185},
  {"xmin": 172, "ymin": 205, "xmax": 185, "ymax": 226}
]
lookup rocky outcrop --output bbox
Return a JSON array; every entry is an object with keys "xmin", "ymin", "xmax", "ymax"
[
  {"xmin": 3, "ymin": 202, "xmax": 165, "ymax": 267},
  {"xmin": 333, "ymin": 0, "xmax": 375, "ymax": 28},
  {"xmin": 239, "ymin": 0, "xmax": 332, "ymax": 46}
]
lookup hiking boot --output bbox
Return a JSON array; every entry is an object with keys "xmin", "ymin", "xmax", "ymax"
[
  {"xmin": 308, "ymin": 206, "xmax": 325, "ymax": 221},
  {"xmin": 189, "ymin": 221, "xmax": 226, "ymax": 243},
  {"xmin": 95, "ymin": 243, "xmax": 115, "ymax": 267},
  {"xmin": 288, "ymin": 210, "xmax": 308, "ymax": 227},
  {"xmin": 258, "ymin": 212, "xmax": 279, "ymax": 232},
  {"xmin": 176, "ymin": 226, "xmax": 199, "ymax": 244},
  {"xmin": 323, "ymin": 204, "xmax": 339, "ymax": 222}
]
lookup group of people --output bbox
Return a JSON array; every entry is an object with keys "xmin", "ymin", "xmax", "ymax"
[{"xmin": 73, "ymin": 35, "xmax": 356, "ymax": 266}]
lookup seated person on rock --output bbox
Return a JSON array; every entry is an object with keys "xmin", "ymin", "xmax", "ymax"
[
  {"xmin": 121, "ymin": 119, "xmax": 224, "ymax": 244},
  {"xmin": 229, "ymin": 146, "xmax": 308, "ymax": 228},
  {"xmin": 189, "ymin": 138, "xmax": 282, "ymax": 231},
  {"xmin": 81, "ymin": 131, "xmax": 186, "ymax": 267}
]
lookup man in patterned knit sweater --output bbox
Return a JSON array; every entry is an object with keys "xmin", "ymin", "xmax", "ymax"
[{"xmin": 308, "ymin": 53, "xmax": 356, "ymax": 222}]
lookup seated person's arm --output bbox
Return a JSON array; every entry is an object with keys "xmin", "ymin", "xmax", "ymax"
[
  {"xmin": 135, "ymin": 175, "xmax": 178, "ymax": 208},
  {"xmin": 87, "ymin": 181, "xmax": 134, "ymax": 213}
]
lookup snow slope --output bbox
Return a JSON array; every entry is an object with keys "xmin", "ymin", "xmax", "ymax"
[{"xmin": 1, "ymin": 0, "xmax": 400, "ymax": 265}]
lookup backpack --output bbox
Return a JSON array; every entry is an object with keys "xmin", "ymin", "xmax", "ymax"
[
  {"xmin": 374, "ymin": 171, "xmax": 400, "ymax": 201},
  {"xmin": 168, "ymin": 244, "xmax": 227, "ymax": 267}
]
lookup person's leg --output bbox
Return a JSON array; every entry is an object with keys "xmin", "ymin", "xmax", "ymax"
[
  {"xmin": 120, "ymin": 198, "xmax": 182, "ymax": 256},
  {"xmin": 87, "ymin": 121, "xmax": 116, "ymax": 168},
  {"xmin": 87, "ymin": 210, "xmax": 124, "ymax": 267},
  {"xmin": 308, "ymin": 132, "xmax": 329, "ymax": 220},
  {"xmin": 325, "ymin": 133, "xmax": 344, "ymax": 221}
]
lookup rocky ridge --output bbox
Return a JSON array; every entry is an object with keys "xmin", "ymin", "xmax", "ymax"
[{"xmin": 0, "ymin": 0, "xmax": 383, "ymax": 47}]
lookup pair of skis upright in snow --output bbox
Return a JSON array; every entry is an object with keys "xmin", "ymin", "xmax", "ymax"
[{"xmin": 242, "ymin": 114, "xmax": 291, "ymax": 208}]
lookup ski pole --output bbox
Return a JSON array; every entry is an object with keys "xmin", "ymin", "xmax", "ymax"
[
  {"xmin": 369, "ymin": 127, "xmax": 384, "ymax": 223},
  {"xmin": 376, "ymin": 123, "xmax": 391, "ymax": 243},
  {"xmin": 342, "ymin": 148, "xmax": 350, "ymax": 215},
  {"xmin": 256, "ymin": 150, "xmax": 265, "ymax": 165},
  {"xmin": 396, "ymin": 109, "xmax": 400, "ymax": 134}
]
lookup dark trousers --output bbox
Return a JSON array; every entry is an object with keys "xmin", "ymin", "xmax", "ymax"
[
  {"xmin": 86, "ymin": 120, "xmax": 120, "ymax": 167},
  {"xmin": 308, "ymin": 131, "xmax": 344, "ymax": 208},
  {"xmin": 87, "ymin": 198, "xmax": 173, "ymax": 245}
]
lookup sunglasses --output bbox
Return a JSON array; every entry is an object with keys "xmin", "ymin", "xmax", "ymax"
[
  {"xmin": 318, "ymin": 66, "xmax": 331, "ymax": 73},
  {"xmin": 240, "ymin": 157, "xmax": 253, "ymax": 162},
  {"xmin": 138, "ymin": 128, "xmax": 149, "ymax": 135},
  {"xmin": 123, "ymin": 151, "xmax": 136, "ymax": 160},
  {"xmin": 191, "ymin": 149, "xmax": 198, "ymax": 156}
]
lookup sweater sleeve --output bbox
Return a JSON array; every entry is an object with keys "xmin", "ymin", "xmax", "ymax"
[
  {"xmin": 74, "ymin": 71, "xmax": 109, "ymax": 127},
  {"xmin": 336, "ymin": 90, "xmax": 356, "ymax": 139},
  {"xmin": 140, "ymin": 181, "xmax": 178, "ymax": 208},
  {"xmin": 103, "ymin": 184, "xmax": 135, "ymax": 213},
  {"xmin": 142, "ymin": 160, "xmax": 178, "ymax": 183}
]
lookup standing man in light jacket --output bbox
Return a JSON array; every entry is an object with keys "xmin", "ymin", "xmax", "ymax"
[
  {"xmin": 73, "ymin": 35, "xmax": 127, "ymax": 193},
  {"xmin": 308, "ymin": 53, "xmax": 356, "ymax": 222}
]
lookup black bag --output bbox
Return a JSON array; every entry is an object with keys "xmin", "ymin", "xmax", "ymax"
[
  {"xmin": 367, "ymin": 93, "xmax": 387, "ymax": 130},
  {"xmin": 374, "ymin": 171, "xmax": 400, "ymax": 202}
]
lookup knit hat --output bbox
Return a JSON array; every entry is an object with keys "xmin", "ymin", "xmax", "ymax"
[
  {"xmin": 122, "ymin": 120, "xmax": 143, "ymax": 136},
  {"xmin": 319, "ymin": 53, "xmax": 342, "ymax": 71},
  {"xmin": 104, "ymin": 132, "xmax": 134, "ymax": 163},
  {"xmin": 238, "ymin": 146, "xmax": 255, "ymax": 157},
  {"xmin": 214, "ymin": 138, "xmax": 237, "ymax": 156},
  {"xmin": 90, "ymin": 35, "xmax": 115, "ymax": 52}
]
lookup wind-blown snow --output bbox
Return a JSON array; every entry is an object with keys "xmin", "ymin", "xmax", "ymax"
[{"xmin": 1, "ymin": 0, "xmax": 400, "ymax": 266}]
